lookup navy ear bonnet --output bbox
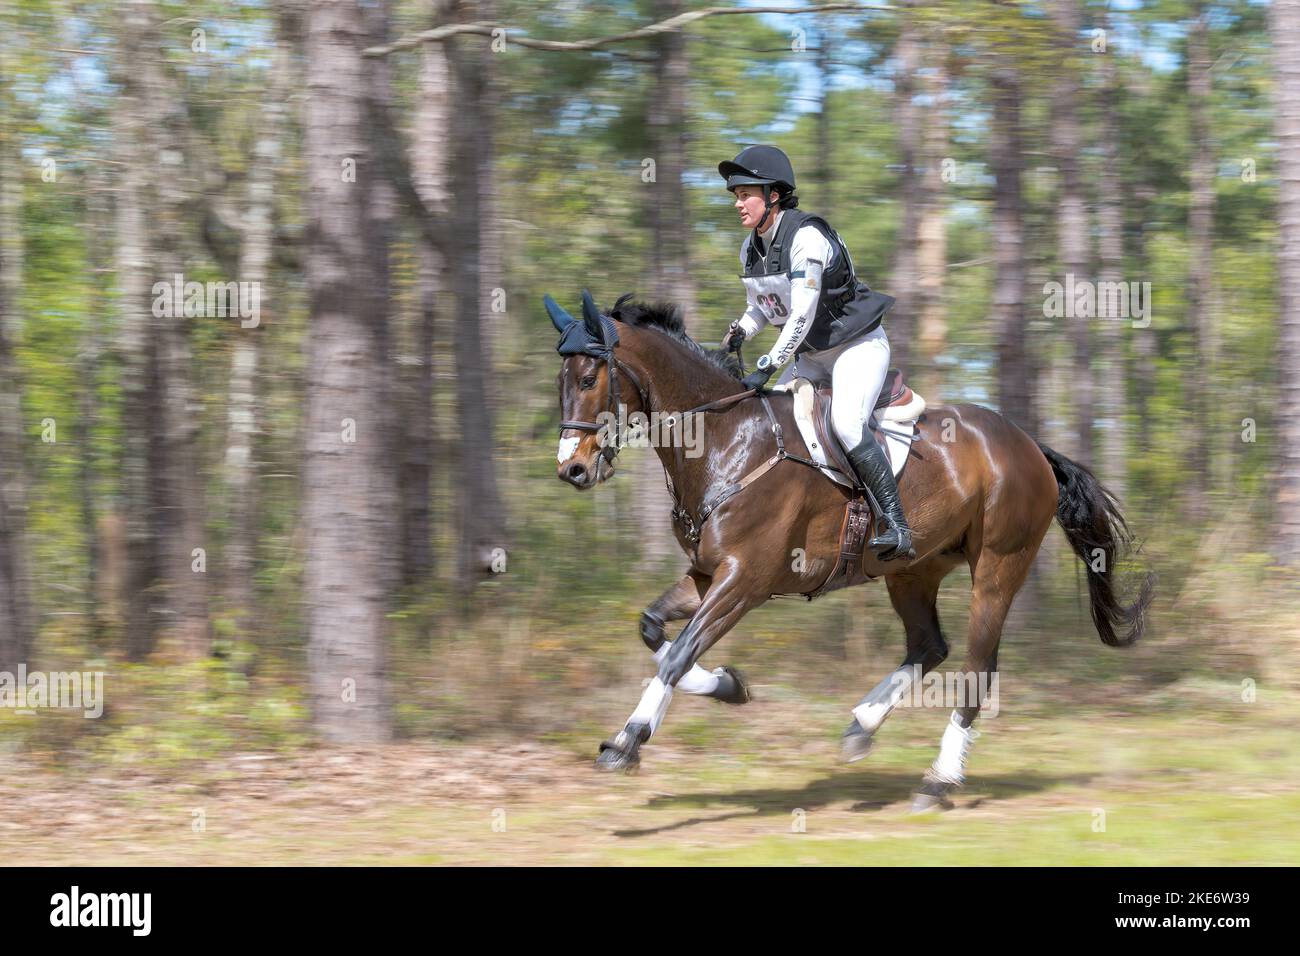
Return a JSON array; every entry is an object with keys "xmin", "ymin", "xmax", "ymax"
[{"xmin": 546, "ymin": 289, "xmax": 620, "ymax": 356}]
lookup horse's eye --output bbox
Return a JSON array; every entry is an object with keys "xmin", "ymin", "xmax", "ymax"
[{"xmin": 580, "ymin": 375, "xmax": 597, "ymax": 390}]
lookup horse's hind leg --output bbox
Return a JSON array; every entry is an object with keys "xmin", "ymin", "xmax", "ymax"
[
  {"xmin": 842, "ymin": 559, "xmax": 953, "ymax": 762},
  {"xmin": 640, "ymin": 570, "xmax": 750, "ymax": 705},
  {"xmin": 911, "ymin": 548, "xmax": 1033, "ymax": 812}
]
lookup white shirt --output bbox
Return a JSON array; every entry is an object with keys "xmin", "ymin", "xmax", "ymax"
[{"xmin": 735, "ymin": 210, "xmax": 836, "ymax": 368}]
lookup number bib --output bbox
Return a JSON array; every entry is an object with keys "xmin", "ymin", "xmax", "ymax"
[{"xmin": 741, "ymin": 271, "xmax": 794, "ymax": 325}]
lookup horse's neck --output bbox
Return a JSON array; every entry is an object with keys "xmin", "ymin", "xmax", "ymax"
[
  {"xmin": 621, "ymin": 334, "xmax": 738, "ymax": 416},
  {"xmin": 621, "ymin": 336, "xmax": 770, "ymax": 504}
]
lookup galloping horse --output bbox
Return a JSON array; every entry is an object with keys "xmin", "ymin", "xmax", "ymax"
[{"xmin": 549, "ymin": 291, "xmax": 1153, "ymax": 810}]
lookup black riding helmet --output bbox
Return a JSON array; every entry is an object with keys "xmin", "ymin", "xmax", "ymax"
[
  {"xmin": 719, "ymin": 145, "xmax": 796, "ymax": 233},
  {"xmin": 718, "ymin": 144, "xmax": 796, "ymax": 194}
]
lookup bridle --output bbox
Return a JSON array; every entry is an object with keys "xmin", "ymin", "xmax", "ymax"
[
  {"xmin": 557, "ymin": 346, "xmax": 652, "ymax": 476},
  {"xmin": 552, "ymin": 290, "xmax": 749, "ymax": 472},
  {"xmin": 554, "ymin": 292, "xmax": 760, "ymax": 460}
]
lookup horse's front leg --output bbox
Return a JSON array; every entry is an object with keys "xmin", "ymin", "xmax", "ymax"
[
  {"xmin": 598, "ymin": 559, "xmax": 763, "ymax": 772},
  {"xmin": 640, "ymin": 570, "xmax": 750, "ymax": 705}
]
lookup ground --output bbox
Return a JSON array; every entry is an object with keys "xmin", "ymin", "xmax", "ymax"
[{"xmin": 4, "ymin": 678, "xmax": 1297, "ymax": 866}]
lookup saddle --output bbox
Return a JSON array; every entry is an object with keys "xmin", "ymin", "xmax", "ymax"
[
  {"xmin": 815, "ymin": 369, "xmax": 923, "ymax": 485},
  {"xmin": 774, "ymin": 367, "xmax": 925, "ymax": 489},
  {"xmin": 772, "ymin": 368, "xmax": 927, "ymax": 599}
]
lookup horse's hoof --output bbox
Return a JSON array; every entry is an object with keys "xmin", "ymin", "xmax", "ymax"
[
  {"xmin": 595, "ymin": 741, "xmax": 639, "ymax": 773},
  {"xmin": 841, "ymin": 721, "xmax": 875, "ymax": 763},
  {"xmin": 595, "ymin": 726, "xmax": 645, "ymax": 773},
  {"xmin": 595, "ymin": 752, "xmax": 638, "ymax": 773},
  {"xmin": 910, "ymin": 778, "xmax": 957, "ymax": 813},
  {"xmin": 710, "ymin": 666, "xmax": 752, "ymax": 705}
]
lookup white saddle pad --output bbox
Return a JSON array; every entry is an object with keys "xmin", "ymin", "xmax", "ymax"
[{"xmin": 772, "ymin": 378, "xmax": 925, "ymax": 487}]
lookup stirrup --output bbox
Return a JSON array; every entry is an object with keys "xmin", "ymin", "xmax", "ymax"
[{"xmin": 869, "ymin": 524, "xmax": 914, "ymax": 561}]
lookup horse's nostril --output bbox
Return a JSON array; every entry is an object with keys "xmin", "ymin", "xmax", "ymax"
[{"xmin": 566, "ymin": 463, "xmax": 587, "ymax": 482}]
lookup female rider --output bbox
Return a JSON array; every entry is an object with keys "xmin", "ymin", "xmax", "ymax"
[{"xmin": 719, "ymin": 144, "xmax": 913, "ymax": 561}]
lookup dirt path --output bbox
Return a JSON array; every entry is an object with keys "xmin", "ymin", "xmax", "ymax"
[{"xmin": 5, "ymin": 695, "xmax": 1298, "ymax": 865}]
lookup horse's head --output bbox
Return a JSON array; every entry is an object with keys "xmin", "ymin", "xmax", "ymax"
[{"xmin": 548, "ymin": 290, "xmax": 648, "ymax": 490}]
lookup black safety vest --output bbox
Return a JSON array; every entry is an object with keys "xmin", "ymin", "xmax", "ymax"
[{"xmin": 742, "ymin": 209, "xmax": 895, "ymax": 356}]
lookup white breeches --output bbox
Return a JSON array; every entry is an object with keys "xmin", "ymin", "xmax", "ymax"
[{"xmin": 776, "ymin": 324, "xmax": 891, "ymax": 450}]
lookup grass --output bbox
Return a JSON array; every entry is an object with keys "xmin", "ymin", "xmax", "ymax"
[{"xmin": 5, "ymin": 687, "xmax": 1297, "ymax": 866}]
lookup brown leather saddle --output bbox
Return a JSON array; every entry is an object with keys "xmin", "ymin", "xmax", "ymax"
[
  {"xmin": 810, "ymin": 367, "xmax": 916, "ymax": 484},
  {"xmin": 799, "ymin": 368, "xmax": 919, "ymax": 600}
]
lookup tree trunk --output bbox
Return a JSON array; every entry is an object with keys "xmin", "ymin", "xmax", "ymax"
[
  {"xmin": 1273, "ymin": 0, "xmax": 1300, "ymax": 563},
  {"xmin": 915, "ymin": 32, "xmax": 949, "ymax": 400},
  {"xmin": 477, "ymin": 0, "xmax": 507, "ymax": 381},
  {"xmin": 1131, "ymin": 184, "xmax": 1158, "ymax": 429},
  {"xmin": 636, "ymin": 0, "xmax": 693, "ymax": 573},
  {"xmin": 80, "ymin": 164, "xmax": 114, "ymax": 644},
  {"xmin": 1051, "ymin": 0, "xmax": 1092, "ymax": 462},
  {"xmin": 1096, "ymin": 13, "xmax": 1127, "ymax": 500},
  {"xmin": 446, "ymin": 7, "xmax": 508, "ymax": 597},
  {"xmin": 815, "ymin": 18, "xmax": 834, "ymax": 212},
  {"xmin": 155, "ymin": 54, "xmax": 211, "ymax": 660},
  {"xmin": 888, "ymin": 9, "xmax": 921, "ymax": 374},
  {"xmin": 1186, "ymin": 7, "xmax": 1214, "ymax": 517},
  {"xmin": 363, "ymin": 0, "xmax": 401, "ymax": 603},
  {"xmin": 0, "ymin": 60, "xmax": 33, "ymax": 672},
  {"xmin": 224, "ymin": 21, "xmax": 291, "ymax": 640},
  {"xmin": 113, "ymin": 0, "xmax": 212, "ymax": 659},
  {"xmin": 303, "ymin": 0, "xmax": 393, "ymax": 741},
  {"xmin": 113, "ymin": 4, "xmax": 164, "ymax": 660},
  {"xmin": 991, "ymin": 63, "xmax": 1033, "ymax": 433},
  {"xmin": 647, "ymin": 0, "xmax": 694, "ymax": 320},
  {"xmin": 402, "ymin": 0, "xmax": 453, "ymax": 589}
]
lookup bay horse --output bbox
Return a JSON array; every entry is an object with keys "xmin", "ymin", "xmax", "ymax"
[{"xmin": 549, "ymin": 291, "xmax": 1153, "ymax": 810}]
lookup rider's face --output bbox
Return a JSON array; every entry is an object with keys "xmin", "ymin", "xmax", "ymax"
[{"xmin": 733, "ymin": 185, "xmax": 774, "ymax": 230}]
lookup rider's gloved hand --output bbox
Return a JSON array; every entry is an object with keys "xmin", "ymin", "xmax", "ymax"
[
  {"xmin": 724, "ymin": 321, "xmax": 747, "ymax": 352},
  {"xmin": 741, "ymin": 366, "xmax": 774, "ymax": 392}
]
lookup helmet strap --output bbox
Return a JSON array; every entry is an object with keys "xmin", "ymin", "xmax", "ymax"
[{"xmin": 754, "ymin": 189, "xmax": 780, "ymax": 235}]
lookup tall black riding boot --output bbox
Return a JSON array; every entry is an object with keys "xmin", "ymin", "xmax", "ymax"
[{"xmin": 846, "ymin": 434, "xmax": 915, "ymax": 561}]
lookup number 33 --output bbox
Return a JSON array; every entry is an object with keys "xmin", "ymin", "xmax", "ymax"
[{"xmin": 757, "ymin": 293, "xmax": 788, "ymax": 318}]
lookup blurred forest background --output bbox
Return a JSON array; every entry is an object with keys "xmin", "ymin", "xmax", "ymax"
[{"xmin": 2, "ymin": 0, "xmax": 1299, "ymax": 766}]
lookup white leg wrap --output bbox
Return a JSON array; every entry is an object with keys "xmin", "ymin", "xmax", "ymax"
[
  {"xmin": 652, "ymin": 641, "xmax": 719, "ymax": 696},
  {"xmin": 851, "ymin": 665, "xmax": 917, "ymax": 734},
  {"xmin": 929, "ymin": 710, "xmax": 979, "ymax": 786},
  {"xmin": 628, "ymin": 677, "xmax": 673, "ymax": 736}
]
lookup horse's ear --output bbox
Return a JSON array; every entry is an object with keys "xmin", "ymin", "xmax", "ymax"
[
  {"xmin": 580, "ymin": 289, "xmax": 601, "ymax": 333},
  {"xmin": 544, "ymin": 294, "xmax": 574, "ymax": 333}
]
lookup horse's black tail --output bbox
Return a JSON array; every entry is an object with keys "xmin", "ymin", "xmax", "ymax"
[{"xmin": 1036, "ymin": 442, "xmax": 1154, "ymax": 647}]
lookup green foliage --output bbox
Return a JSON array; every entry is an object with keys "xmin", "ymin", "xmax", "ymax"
[
  {"xmin": 8, "ymin": 634, "xmax": 310, "ymax": 769},
  {"xmin": 1, "ymin": 0, "xmax": 1291, "ymax": 758}
]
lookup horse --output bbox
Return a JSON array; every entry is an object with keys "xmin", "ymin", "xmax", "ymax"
[{"xmin": 548, "ymin": 290, "xmax": 1154, "ymax": 810}]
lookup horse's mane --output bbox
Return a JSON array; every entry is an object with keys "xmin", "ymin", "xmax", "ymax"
[{"xmin": 606, "ymin": 294, "xmax": 743, "ymax": 380}]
